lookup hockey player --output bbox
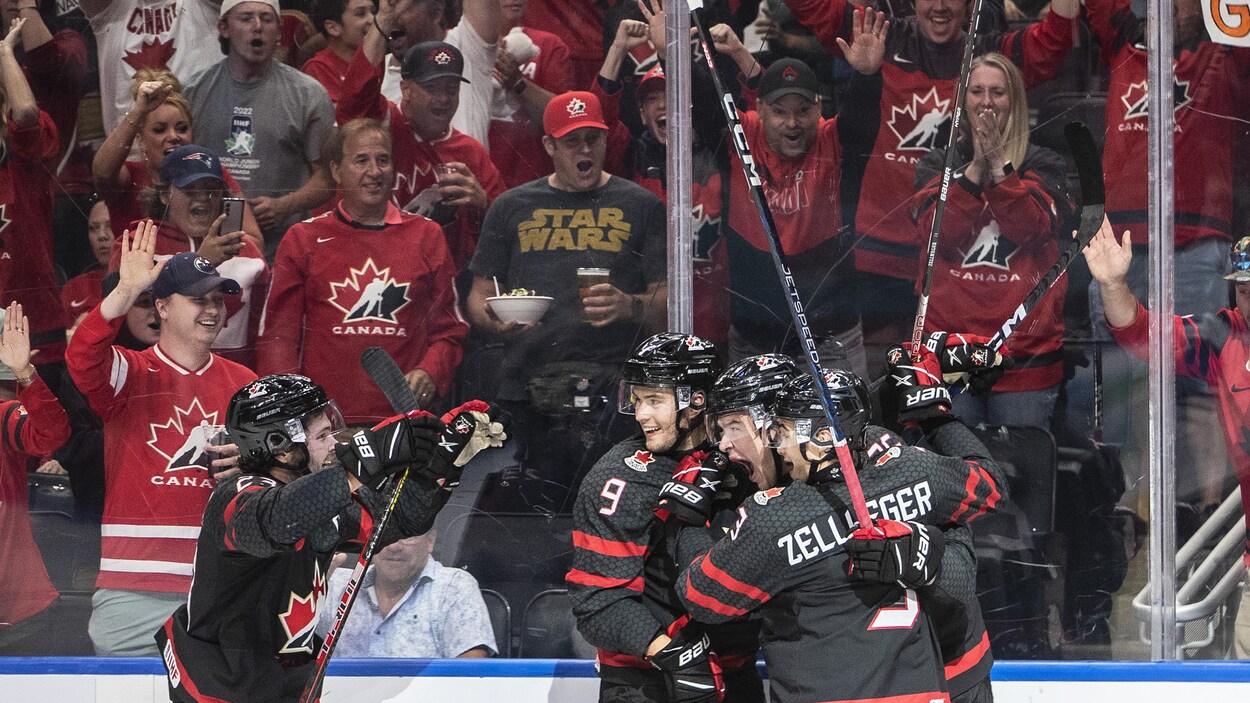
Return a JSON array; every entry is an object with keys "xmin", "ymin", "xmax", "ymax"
[
  {"xmin": 156, "ymin": 373, "xmax": 503, "ymax": 702},
  {"xmin": 568, "ymin": 333, "xmax": 763, "ymax": 703},
  {"xmin": 705, "ymin": 354, "xmax": 802, "ymax": 492},
  {"xmin": 676, "ymin": 349, "xmax": 1008, "ymax": 703}
]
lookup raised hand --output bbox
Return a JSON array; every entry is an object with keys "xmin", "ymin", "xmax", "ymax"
[
  {"xmin": 637, "ymin": 0, "xmax": 666, "ymax": 57},
  {"xmin": 836, "ymin": 8, "xmax": 889, "ymax": 76},
  {"xmin": 134, "ymin": 80, "xmax": 174, "ymax": 116},
  {"xmin": 2, "ymin": 17, "xmax": 26, "ymax": 52},
  {"xmin": 197, "ymin": 214, "xmax": 245, "ymax": 266},
  {"xmin": 613, "ymin": 18, "xmax": 651, "ymax": 53},
  {"xmin": 1083, "ymin": 215, "xmax": 1133, "ymax": 285},
  {"xmin": 117, "ymin": 220, "xmax": 167, "ymax": 296},
  {"xmin": 0, "ymin": 301, "xmax": 33, "ymax": 379}
]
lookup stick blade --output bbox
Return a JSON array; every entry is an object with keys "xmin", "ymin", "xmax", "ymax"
[{"xmin": 360, "ymin": 346, "xmax": 419, "ymax": 414}]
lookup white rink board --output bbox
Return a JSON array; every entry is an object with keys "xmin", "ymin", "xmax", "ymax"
[{"xmin": 1, "ymin": 660, "xmax": 1248, "ymax": 701}]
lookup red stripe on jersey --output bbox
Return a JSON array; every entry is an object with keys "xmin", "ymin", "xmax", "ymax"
[
  {"xmin": 684, "ymin": 574, "xmax": 752, "ymax": 618},
  {"xmin": 353, "ymin": 494, "xmax": 375, "ymax": 543},
  {"xmin": 944, "ymin": 630, "xmax": 991, "ymax": 680},
  {"xmin": 572, "ymin": 530, "xmax": 648, "ymax": 558},
  {"xmin": 566, "ymin": 568, "xmax": 645, "ymax": 592},
  {"xmin": 161, "ymin": 620, "xmax": 233, "ymax": 703},
  {"xmin": 597, "ymin": 649, "xmax": 652, "ymax": 669},
  {"xmin": 718, "ymin": 652, "xmax": 755, "ymax": 670},
  {"xmin": 701, "ymin": 555, "xmax": 769, "ymax": 603},
  {"xmin": 949, "ymin": 468, "xmax": 982, "ymax": 523},
  {"xmin": 809, "ymin": 693, "xmax": 950, "ymax": 703}
]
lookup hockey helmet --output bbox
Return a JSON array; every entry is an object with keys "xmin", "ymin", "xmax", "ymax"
[
  {"xmin": 1225, "ymin": 236, "xmax": 1250, "ymax": 282},
  {"xmin": 226, "ymin": 374, "xmax": 346, "ymax": 467},
  {"xmin": 769, "ymin": 368, "xmax": 873, "ymax": 470},
  {"xmin": 618, "ymin": 333, "xmax": 722, "ymax": 414},
  {"xmin": 705, "ymin": 354, "xmax": 801, "ymax": 443}
]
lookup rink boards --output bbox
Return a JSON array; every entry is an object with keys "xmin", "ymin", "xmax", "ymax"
[{"xmin": 1, "ymin": 659, "xmax": 1248, "ymax": 701}]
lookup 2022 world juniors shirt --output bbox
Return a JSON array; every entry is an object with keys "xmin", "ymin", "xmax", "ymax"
[{"xmin": 66, "ymin": 307, "xmax": 256, "ymax": 593}]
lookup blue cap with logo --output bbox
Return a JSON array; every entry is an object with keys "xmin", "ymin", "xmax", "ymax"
[
  {"xmin": 160, "ymin": 145, "xmax": 227, "ymax": 189},
  {"xmin": 151, "ymin": 252, "xmax": 242, "ymax": 299}
]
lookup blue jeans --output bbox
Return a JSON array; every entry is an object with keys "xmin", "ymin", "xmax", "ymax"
[{"xmin": 950, "ymin": 386, "xmax": 1059, "ymax": 429}]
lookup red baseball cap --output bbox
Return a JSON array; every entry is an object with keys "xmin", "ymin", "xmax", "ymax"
[
  {"xmin": 543, "ymin": 91, "xmax": 609, "ymax": 139},
  {"xmin": 637, "ymin": 64, "xmax": 666, "ymax": 100}
]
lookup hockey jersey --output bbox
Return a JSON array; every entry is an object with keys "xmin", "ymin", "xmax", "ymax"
[
  {"xmin": 1086, "ymin": 0, "xmax": 1250, "ymax": 248},
  {"xmin": 784, "ymin": 0, "xmax": 1075, "ymax": 280},
  {"xmin": 157, "ymin": 465, "xmax": 448, "ymax": 702},
  {"xmin": 1109, "ymin": 302, "xmax": 1250, "ymax": 565},
  {"xmin": 0, "ymin": 376, "xmax": 71, "ymax": 626},
  {"xmin": 677, "ymin": 421, "xmax": 1005, "ymax": 703},
  {"xmin": 336, "ymin": 45, "xmax": 507, "ymax": 270},
  {"xmin": 258, "ymin": 203, "xmax": 468, "ymax": 424},
  {"xmin": 569, "ymin": 437, "xmax": 763, "ymax": 690},
  {"xmin": 912, "ymin": 144, "xmax": 1075, "ymax": 392},
  {"xmin": 65, "ymin": 307, "xmax": 257, "ymax": 593}
]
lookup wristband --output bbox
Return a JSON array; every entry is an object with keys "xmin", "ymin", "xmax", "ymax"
[{"xmin": 14, "ymin": 366, "xmax": 36, "ymax": 387}]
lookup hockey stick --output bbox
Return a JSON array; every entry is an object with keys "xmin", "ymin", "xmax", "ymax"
[
  {"xmin": 299, "ymin": 347, "xmax": 419, "ymax": 703},
  {"xmin": 910, "ymin": 0, "xmax": 989, "ymax": 359},
  {"xmin": 689, "ymin": 1, "xmax": 873, "ymax": 530}
]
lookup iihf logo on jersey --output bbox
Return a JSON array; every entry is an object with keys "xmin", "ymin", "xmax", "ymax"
[
  {"xmin": 327, "ymin": 258, "xmax": 412, "ymax": 335},
  {"xmin": 888, "ymin": 87, "xmax": 951, "ymax": 155},
  {"xmin": 624, "ymin": 450, "xmax": 654, "ymax": 472},
  {"xmin": 147, "ymin": 398, "xmax": 220, "ymax": 486},
  {"xmin": 278, "ymin": 564, "xmax": 326, "ymax": 655}
]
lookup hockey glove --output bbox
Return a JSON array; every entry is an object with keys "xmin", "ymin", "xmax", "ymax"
[
  {"xmin": 654, "ymin": 450, "xmax": 728, "ymax": 525},
  {"xmin": 336, "ymin": 411, "xmax": 441, "ymax": 489},
  {"xmin": 649, "ymin": 616, "xmax": 725, "ymax": 703},
  {"xmin": 924, "ymin": 332, "xmax": 1013, "ymax": 395},
  {"xmin": 846, "ymin": 519, "xmax": 945, "ymax": 588},
  {"xmin": 415, "ymin": 400, "xmax": 508, "ymax": 490},
  {"xmin": 885, "ymin": 344, "xmax": 951, "ymax": 426}
]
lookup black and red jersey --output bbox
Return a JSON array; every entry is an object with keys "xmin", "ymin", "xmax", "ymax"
[
  {"xmin": 157, "ymin": 467, "xmax": 448, "ymax": 703},
  {"xmin": 784, "ymin": 0, "xmax": 1075, "ymax": 281},
  {"xmin": 568, "ymin": 436, "xmax": 763, "ymax": 690},
  {"xmin": 912, "ymin": 144, "xmax": 1075, "ymax": 392},
  {"xmin": 1109, "ymin": 302, "xmax": 1250, "ymax": 565},
  {"xmin": 677, "ymin": 421, "xmax": 1005, "ymax": 703},
  {"xmin": 1086, "ymin": 0, "xmax": 1250, "ymax": 248}
]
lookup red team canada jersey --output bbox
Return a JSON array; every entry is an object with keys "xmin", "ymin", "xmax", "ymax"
[
  {"xmin": 62, "ymin": 268, "xmax": 106, "ymax": 323},
  {"xmin": 302, "ymin": 48, "xmax": 351, "ymax": 104},
  {"xmin": 107, "ymin": 220, "xmax": 270, "ymax": 369},
  {"xmin": 66, "ymin": 308, "xmax": 256, "ymax": 593},
  {"xmin": 0, "ymin": 377, "xmax": 71, "ymax": 626},
  {"xmin": 1110, "ymin": 303, "xmax": 1250, "ymax": 564},
  {"xmin": 0, "ymin": 113, "xmax": 68, "ymax": 363},
  {"xmin": 913, "ymin": 146, "xmax": 1075, "ymax": 392},
  {"xmin": 1086, "ymin": 0, "xmax": 1250, "ymax": 248},
  {"xmin": 337, "ymin": 46, "xmax": 507, "ymax": 269},
  {"xmin": 258, "ymin": 203, "xmax": 468, "ymax": 425},
  {"xmin": 520, "ymin": 0, "xmax": 604, "ymax": 88},
  {"xmin": 785, "ymin": 0, "xmax": 1075, "ymax": 280},
  {"xmin": 489, "ymin": 27, "xmax": 573, "ymax": 188}
]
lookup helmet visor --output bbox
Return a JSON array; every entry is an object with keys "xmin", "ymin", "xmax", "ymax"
[
  {"xmin": 706, "ymin": 404, "xmax": 770, "ymax": 445},
  {"xmin": 617, "ymin": 382, "xmax": 690, "ymax": 415},
  {"xmin": 766, "ymin": 416, "xmax": 815, "ymax": 449},
  {"xmin": 281, "ymin": 400, "xmax": 348, "ymax": 451}
]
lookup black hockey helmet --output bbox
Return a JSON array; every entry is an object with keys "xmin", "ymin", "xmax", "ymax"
[
  {"xmin": 226, "ymin": 374, "xmax": 345, "ymax": 468},
  {"xmin": 705, "ymin": 354, "xmax": 801, "ymax": 443},
  {"xmin": 769, "ymin": 368, "xmax": 873, "ymax": 480},
  {"xmin": 618, "ymin": 333, "xmax": 722, "ymax": 414}
]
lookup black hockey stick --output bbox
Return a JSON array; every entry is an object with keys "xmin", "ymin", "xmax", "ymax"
[
  {"xmin": 986, "ymin": 122, "xmax": 1104, "ymax": 350},
  {"xmin": 911, "ymin": 0, "xmax": 988, "ymax": 358},
  {"xmin": 690, "ymin": 1, "xmax": 873, "ymax": 529},
  {"xmin": 299, "ymin": 347, "xmax": 419, "ymax": 703}
]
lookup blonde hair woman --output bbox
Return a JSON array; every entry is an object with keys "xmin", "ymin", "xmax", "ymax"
[{"xmin": 911, "ymin": 51, "xmax": 1075, "ymax": 429}]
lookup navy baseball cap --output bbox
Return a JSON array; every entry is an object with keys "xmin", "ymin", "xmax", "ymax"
[
  {"xmin": 160, "ymin": 145, "xmax": 226, "ymax": 189},
  {"xmin": 401, "ymin": 41, "xmax": 470, "ymax": 84},
  {"xmin": 151, "ymin": 252, "xmax": 242, "ymax": 299},
  {"xmin": 758, "ymin": 58, "xmax": 819, "ymax": 105}
]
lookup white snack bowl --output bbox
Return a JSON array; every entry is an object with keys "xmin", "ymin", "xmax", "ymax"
[{"xmin": 485, "ymin": 295, "xmax": 554, "ymax": 325}]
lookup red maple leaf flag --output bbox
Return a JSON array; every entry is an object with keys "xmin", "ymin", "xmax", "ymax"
[{"xmin": 124, "ymin": 37, "xmax": 177, "ymax": 73}]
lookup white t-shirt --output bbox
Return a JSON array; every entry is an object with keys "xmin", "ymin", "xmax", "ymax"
[
  {"xmin": 444, "ymin": 19, "xmax": 496, "ymax": 150},
  {"xmin": 88, "ymin": 0, "xmax": 225, "ymax": 132}
]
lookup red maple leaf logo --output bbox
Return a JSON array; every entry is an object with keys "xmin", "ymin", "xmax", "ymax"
[
  {"xmin": 624, "ymin": 450, "xmax": 655, "ymax": 472},
  {"xmin": 147, "ymin": 397, "xmax": 219, "ymax": 472},
  {"xmin": 123, "ymin": 37, "xmax": 177, "ymax": 73},
  {"xmin": 278, "ymin": 564, "xmax": 326, "ymax": 654}
]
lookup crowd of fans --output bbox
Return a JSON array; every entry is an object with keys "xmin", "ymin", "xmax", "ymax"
[{"xmin": 0, "ymin": 0, "xmax": 1247, "ymax": 663}]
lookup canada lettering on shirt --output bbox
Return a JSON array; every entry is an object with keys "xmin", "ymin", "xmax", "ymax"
[
  {"xmin": 121, "ymin": 1, "xmax": 180, "ymax": 71},
  {"xmin": 146, "ymin": 397, "xmax": 220, "ymax": 489},
  {"xmin": 326, "ymin": 258, "xmax": 412, "ymax": 336},
  {"xmin": 516, "ymin": 207, "xmax": 632, "ymax": 253}
]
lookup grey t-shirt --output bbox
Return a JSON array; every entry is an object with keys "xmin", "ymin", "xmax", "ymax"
[
  {"xmin": 185, "ymin": 60, "xmax": 335, "ymax": 252},
  {"xmin": 470, "ymin": 176, "xmax": 667, "ymax": 396}
]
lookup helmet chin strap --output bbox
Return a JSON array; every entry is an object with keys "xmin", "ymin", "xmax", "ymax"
[
  {"xmin": 798, "ymin": 435, "xmax": 841, "ymax": 483},
  {"xmin": 271, "ymin": 446, "xmax": 311, "ymax": 478}
]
